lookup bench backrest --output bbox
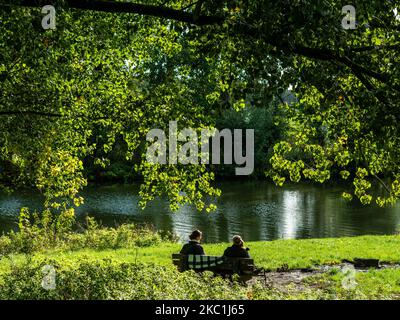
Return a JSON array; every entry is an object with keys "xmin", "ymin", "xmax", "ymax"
[{"xmin": 172, "ymin": 254, "xmax": 255, "ymax": 274}]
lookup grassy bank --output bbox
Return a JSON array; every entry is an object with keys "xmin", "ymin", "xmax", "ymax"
[
  {"xmin": 1, "ymin": 234, "xmax": 400, "ymax": 299},
  {"xmin": 2, "ymin": 235, "xmax": 400, "ymax": 271}
]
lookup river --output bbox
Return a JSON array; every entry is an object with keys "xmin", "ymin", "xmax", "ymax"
[{"xmin": 0, "ymin": 181, "xmax": 399, "ymax": 243}]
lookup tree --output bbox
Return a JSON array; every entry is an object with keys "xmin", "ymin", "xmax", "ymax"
[{"xmin": 0, "ymin": 1, "xmax": 399, "ymax": 217}]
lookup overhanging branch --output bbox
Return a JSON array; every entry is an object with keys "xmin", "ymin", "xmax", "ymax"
[
  {"xmin": 8, "ymin": 0, "xmax": 224, "ymax": 25},
  {"xmin": 0, "ymin": 111, "xmax": 63, "ymax": 117},
  {"xmin": 0, "ymin": 110, "xmax": 109, "ymax": 120},
  {"xmin": 6, "ymin": 1, "xmax": 398, "ymax": 95}
]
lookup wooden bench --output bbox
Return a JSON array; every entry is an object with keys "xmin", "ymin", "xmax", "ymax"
[{"xmin": 172, "ymin": 253, "xmax": 256, "ymax": 282}]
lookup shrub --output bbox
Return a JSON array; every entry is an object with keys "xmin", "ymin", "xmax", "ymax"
[
  {"xmin": 0, "ymin": 213, "xmax": 168, "ymax": 255},
  {"xmin": 0, "ymin": 258, "xmax": 249, "ymax": 300},
  {"xmin": 63, "ymin": 223, "xmax": 162, "ymax": 250}
]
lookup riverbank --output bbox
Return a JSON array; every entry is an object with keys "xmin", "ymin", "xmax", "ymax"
[
  {"xmin": 3, "ymin": 235, "xmax": 400, "ymax": 270},
  {"xmin": 1, "ymin": 234, "xmax": 400, "ymax": 299}
]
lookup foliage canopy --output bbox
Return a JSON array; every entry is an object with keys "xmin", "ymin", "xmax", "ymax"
[{"xmin": 0, "ymin": 1, "xmax": 399, "ymax": 215}]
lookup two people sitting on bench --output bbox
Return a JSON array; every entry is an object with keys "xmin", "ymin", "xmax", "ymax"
[{"xmin": 180, "ymin": 230, "xmax": 250, "ymax": 258}]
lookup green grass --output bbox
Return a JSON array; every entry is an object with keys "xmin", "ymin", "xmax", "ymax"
[
  {"xmin": 1, "ymin": 235, "xmax": 400, "ymax": 299},
  {"xmin": 1, "ymin": 234, "xmax": 399, "ymax": 272},
  {"xmin": 299, "ymin": 267, "xmax": 400, "ymax": 300}
]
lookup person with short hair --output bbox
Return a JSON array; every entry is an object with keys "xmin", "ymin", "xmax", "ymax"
[
  {"xmin": 180, "ymin": 230, "xmax": 205, "ymax": 255},
  {"xmin": 223, "ymin": 235, "xmax": 250, "ymax": 258}
]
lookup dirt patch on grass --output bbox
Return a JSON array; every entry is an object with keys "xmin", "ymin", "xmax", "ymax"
[{"xmin": 250, "ymin": 262, "xmax": 400, "ymax": 292}]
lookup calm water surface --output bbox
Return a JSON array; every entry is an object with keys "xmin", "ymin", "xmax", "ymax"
[{"xmin": 0, "ymin": 182, "xmax": 399, "ymax": 243}]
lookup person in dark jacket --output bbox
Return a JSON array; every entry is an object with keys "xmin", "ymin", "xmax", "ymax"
[
  {"xmin": 223, "ymin": 235, "xmax": 250, "ymax": 258},
  {"xmin": 180, "ymin": 230, "xmax": 205, "ymax": 255}
]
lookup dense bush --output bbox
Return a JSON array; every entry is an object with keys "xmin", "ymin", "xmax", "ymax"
[
  {"xmin": 2, "ymin": 257, "xmax": 392, "ymax": 300},
  {"xmin": 0, "ymin": 258, "xmax": 250, "ymax": 300},
  {"xmin": 63, "ymin": 223, "xmax": 164, "ymax": 250},
  {"xmin": 0, "ymin": 213, "xmax": 170, "ymax": 255}
]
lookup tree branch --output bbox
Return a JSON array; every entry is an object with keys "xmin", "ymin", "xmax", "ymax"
[
  {"xmin": 373, "ymin": 174, "xmax": 392, "ymax": 195},
  {"xmin": 233, "ymin": 22, "xmax": 393, "ymax": 88},
  {"xmin": 9, "ymin": 0, "xmax": 224, "ymax": 25},
  {"xmin": 0, "ymin": 110, "xmax": 109, "ymax": 120},
  {"xmin": 289, "ymin": 45, "xmax": 390, "ymax": 83},
  {"xmin": 0, "ymin": 111, "xmax": 63, "ymax": 117},
  {"xmin": 348, "ymin": 44, "xmax": 400, "ymax": 53},
  {"xmin": 193, "ymin": 0, "xmax": 204, "ymax": 23}
]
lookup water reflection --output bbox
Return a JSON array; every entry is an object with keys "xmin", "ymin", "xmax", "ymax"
[{"xmin": 0, "ymin": 181, "xmax": 399, "ymax": 243}]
